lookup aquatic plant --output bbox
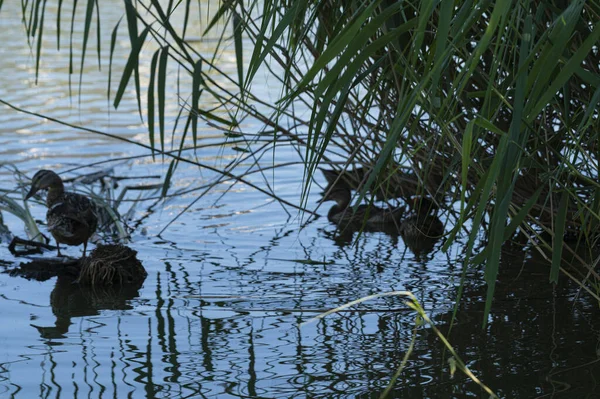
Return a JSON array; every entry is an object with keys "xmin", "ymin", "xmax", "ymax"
[{"xmin": 2, "ymin": 0, "xmax": 600, "ymax": 342}]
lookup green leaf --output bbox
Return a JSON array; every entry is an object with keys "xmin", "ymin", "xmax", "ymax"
[
  {"xmin": 123, "ymin": 0, "xmax": 143, "ymax": 117},
  {"xmin": 78, "ymin": 0, "xmax": 96, "ymax": 94},
  {"xmin": 288, "ymin": 0, "xmax": 385, "ymax": 100},
  {"xmin": 108, "ymin": 16, "xmax": 123, "ymax": 102},
  {"xmin": 147, "ymin": 49, "xmax": 160, "ymax": 157},
  {"xmin": 430, "ymin": 0, "xmax": 453, "ymax": 94},
  {"xmin": 460, "ymin": 121, "xmax": 474, "ymax": 216},
  {"xmin": 161, "ymin": 160, "xmax": 176, "ymax": 198},
  {"xmin": 527, "ymin": 20, "xmax": 600, "ymax": 122},
  {"xmin": 232, "ymin": 11, "xmax": 244, "ymax": 90},
  {"xmin": 34, "ymin": 0, "xmax": 48, "ymax": 84},
  {"xmin": 158, "ymin": 47, "xmax": 169, "ymax": 153},
  {"xmin": 113, "ymin": 26, "xmax": 149, "ymax": 109},
  {"xmin": 57, "ymin": 0, "xmax": 64, "ymax": 49},
  {"xmin": 482, "ymin": 10, "xmax": 532, "ymax": 325},
  {"xmin": 246, "ymin": 0, "xmax": 302, "ymax": 86},
  {"xmin": 191, "ymin": 59, "xmax": 203, "ymax": 145}
]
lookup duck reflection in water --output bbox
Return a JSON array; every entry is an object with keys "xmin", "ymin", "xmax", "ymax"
[{"xmin": 31, "ymin": 276, "xmax": 143, "ymax": 340}]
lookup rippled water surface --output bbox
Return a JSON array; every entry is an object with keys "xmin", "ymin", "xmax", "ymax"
[{"xmin": 1, "ymin": 2, "xmax": 600, "ymax": 398}]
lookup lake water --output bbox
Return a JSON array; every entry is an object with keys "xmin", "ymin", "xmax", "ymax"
[{"xmin": 1, "ymin": 2, "xmax": 600, "ymax": 398}]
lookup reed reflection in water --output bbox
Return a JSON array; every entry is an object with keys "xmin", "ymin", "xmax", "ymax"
[
  {"xmin": 0, "ymin": 0, "xmax": 599, "ymax": 397},
  {"xmin": 3, "ymin": 220, "xmax": 600, "ymax": 398}
]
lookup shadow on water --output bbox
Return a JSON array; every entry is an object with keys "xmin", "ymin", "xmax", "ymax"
[
  {"xmin": 416, "ymin": 237, "xmax": 600, "ymax": 398},
  {"xmin": 31, "ymin": 277, "xmax": 144, "ymax": 340}
]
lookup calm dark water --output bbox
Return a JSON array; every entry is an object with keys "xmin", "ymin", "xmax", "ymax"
[{"xmin": 1, "ymin": 2, "xmax": 600, "ymax": 398}]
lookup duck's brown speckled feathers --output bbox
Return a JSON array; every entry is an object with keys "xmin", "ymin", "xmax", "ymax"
[{"xmin": 25, "ymin": 170, "xmax": 98, "ymax": 257}]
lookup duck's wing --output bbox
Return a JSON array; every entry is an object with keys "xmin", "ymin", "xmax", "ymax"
[{"xmin": 47, "ymin": 193, "xmax": 98, "ymax": 232}]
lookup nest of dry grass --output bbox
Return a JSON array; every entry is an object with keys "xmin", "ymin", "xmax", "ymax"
[{"xmin": 77, "ymin": 244, "xmax": 146, "ymax": 286}]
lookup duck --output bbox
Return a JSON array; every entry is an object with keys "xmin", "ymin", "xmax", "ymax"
[
  {"xmin": 398, "ymin": 196, "xmax": 444, "ymax": 239},
  {"xmin": 319, "ymin": 167, "xmax": 367, "ymax": 189},
  {"xmin": 25, "ymin": 170, "xmax": 98, "ymax": 257},
  {"xmin": 319, "ymin": 166, "xmax": 420, "ymax": 201},
  {"xmin": 318, "ymin": 184, "xmax": 404, "ymax": 231}
]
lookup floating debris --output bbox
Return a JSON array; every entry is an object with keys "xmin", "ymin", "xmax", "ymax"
[
  {"xmin": 7, "ymin": 256, "xmax": 79, "ymax": 281},
  {"xmin": 8, "ymin": 236, "xmax": 55, "ymax": 256}
]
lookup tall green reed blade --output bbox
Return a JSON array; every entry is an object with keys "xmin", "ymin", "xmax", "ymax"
[
  {"xmin": 34, "ymin": 0, "xmax": 47, "ymax": 84},
  {"xmin": 233, "ymin": 11, "xmax": 244, "ymax": 92},
  {"xmin": 158, "ymin": 46, "xmax": 168, "ymax": 155},
  {"xmin": 455, "ymin": 0, "xmax": 511, "ymax": 96},
  {"xmin": 460, "ymin": 121, "xmax": 474, "ymax": 218},
  {"xmin": 527, "ymin": 20, "xmax": 600, "ymax": 123},
  {"xmin": 410, "ymin": 0, "xmax": 435, "ymax": 68},
  {"xmin": 191, "ymin": 59, "xmax": 203, "ymax": 146},
  {"xmin": 147, "ymin": 0, "xmax": 194, "ymax": 64},
  {"xmin": 525, "ymin": 0, "xmax": 584, "ymax": 111},
  {"xmin": 287, "ymin": 0, "xmax": 383, "ymax": 102},
  {"xmin": 67, "ymin": 0, "xmax": 78, "ymax": 86},
  {"xmin": 0, "ymin": 190, "xmax": 42, "ymax": 242},
  {"xmin": 113, "ymin": 26, "xmax": 149, "ymax": 110},
  {"xmin": 56, "ymin": 0, "xmax": 63, "ymax": 49},
  {"xmin": 306, "ymin": 24, "xmax": 409, "ymax": 167},
  {"xmin": 147, "ymin": 49, "xmax": 160, "ymax": 158},
  {"xmin": 182, "ymin": 0, "xmax": 191, "ymax": 38},
  {"xmin": 246, "ymin": 0, "xmax": 302, "ymax": 89},
  {"xmin": 28, "ymin": 0, "xmax": 40, "ymax": 38},
  {"xmin": 94, "ymin": 0, "xmax": 101, "ymax": 69},
  {"xmin": 107, "ymin": 16, "xmax": 122, "ymax": 103},
  {"xmin": 484, "ymin": 9, "xmax": 531, "ymax": 324},
  {"xmin": 203, "ymin": 0, "xmax": 235, "ymax": 36},
  {"xmin": 78, "ymin": 0, "xmax": 96, "ymax": 95},
  {"xmin": 161, "ymin": 159, "xmax": 175, "ymax": 198},
  {"xmin": 242, "ymin": 0, "xmax": 276, "ymax": 93},
  {"xmin": 120, "ymin": 0, "xmax": 144, "ymax": 118},
  {"xmin": 430, "ymin": 0, "xmax": 453, "ymax": 102},
  {"xmin": 470, "ymin": 184, "xmax": 545, "ymax": 266},
  {"xmin": 301, "ymin": 2, "xmax": 407, "ymax": 201}
]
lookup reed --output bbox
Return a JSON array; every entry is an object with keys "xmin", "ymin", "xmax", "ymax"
[{"xmin": 7, "ymin": 0, "xmax": 600, "ymax": 320}]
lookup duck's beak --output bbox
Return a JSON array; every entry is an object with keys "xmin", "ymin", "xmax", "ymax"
[
  {"xmin": 24, "ymin": 186, "xmax": 37, "ymax": 200},
  {"xmin": 317, "ymin": 191, "xmax": 330, "ymax": 203}
]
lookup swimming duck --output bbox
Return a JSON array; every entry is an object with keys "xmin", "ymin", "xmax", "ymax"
[
  {"xmin": 25, "ymin": 170, "xmax": 98, "ymax": 257},
  {"xmin": 318, "ymin": 184, "xmax": 404, "ymax": 230},
  {"xmin": 319, "ymin": 166, "xmax": 420, "ymax": 201},
  {"xmin": 319, "ymin": 167, "xmax": 367, "ymax": 189},
  {"xmin": 398, "ymin": 197, "xmax": 444, "ymax": 239}
]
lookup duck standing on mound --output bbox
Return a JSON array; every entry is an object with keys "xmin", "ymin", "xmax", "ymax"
[{"xmin": 25, "ymin": 170, "xmax": 98, "ymax": 257}]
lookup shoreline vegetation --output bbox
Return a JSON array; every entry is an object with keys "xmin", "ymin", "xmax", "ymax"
[{"xmin": 2, "ymin": 1, "xmax": 600, "ymax": 396}]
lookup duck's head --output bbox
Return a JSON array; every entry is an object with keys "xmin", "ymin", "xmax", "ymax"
[
  {"xmin": 318, "ymin": 185, "xmax": 352, "ymax": 208},
  {"xmin": 410, "ymin": 196, "xmax": 438, "ymax": 216},
  {"xmin": 25, "ymin": 170, "xmax": 63, "ymax": 200},
  {"xmin": 319, "ymin": 167, "xmax": 367, "ymax": 187}
]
